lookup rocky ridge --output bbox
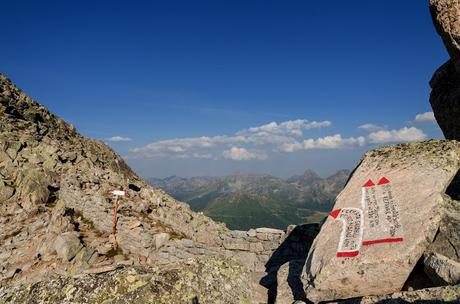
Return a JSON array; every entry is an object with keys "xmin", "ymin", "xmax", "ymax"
[{"xmin": 149, "ymin": 170, "xmax": 348, "ymax": 230}]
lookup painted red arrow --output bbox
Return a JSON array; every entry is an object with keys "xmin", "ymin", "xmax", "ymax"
[
  {"xmin": 377, "ymin": 177, "xmax": 390, "ymax": 185},
  {"xmin": 363, "ymin": 179, "xmax": 375, "ymax": 187},
  {"xmin": 329, "ymin": 208, "xmax": 342, "ymax": 219}
]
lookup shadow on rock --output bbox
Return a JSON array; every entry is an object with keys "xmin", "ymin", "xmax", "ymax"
[{"xmin": 259, "ymin": 223, "xmax": 320, "ymax": 304}]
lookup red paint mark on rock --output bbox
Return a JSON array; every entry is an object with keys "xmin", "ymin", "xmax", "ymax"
[
  {"xmin": 377, "ymin": 177, "xmax": 390, "ymax": 185},
  {"xmin": 329, "ymin": 209, "xmax": 342, "ymax": 219},
  {"xmin": 336, "ymin": 251, "xmax": 359, "ymax": 258},
  {"xmin": 363, "ymin": 179, "xmax": 375, "ymax": 187},
  {"xmin": 362, "ymin": 237, "xmax": 403, "ymax": 246}
]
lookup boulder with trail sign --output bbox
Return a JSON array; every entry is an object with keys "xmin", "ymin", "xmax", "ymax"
[{"xmin": 304, "ymin": 140, "xmax": 460, "ymax": 303}]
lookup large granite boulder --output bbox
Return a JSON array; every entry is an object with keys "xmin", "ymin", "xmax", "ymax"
[
  {"xmin": 305, "ymin": 140, "xmax": 460, "ymax": 302},
  {"xmin": 429, "ymin": 0, "xmax": 460, "ymax": 140}
]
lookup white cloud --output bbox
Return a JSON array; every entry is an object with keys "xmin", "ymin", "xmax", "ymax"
[
  {"xmin": 106, "ymin": 136, "xmax": 132, "ymax": 142},
  {"xmin": 279, "ymin": 134, "xmax": 366, "ymax": 152},
  {"xmin": 128, "ymin": 119, "xmax": 332, "ymax": 159},
  {"xmin": 222, "ymin": 147, "xmax": 268, "ymax": 161},
  {"xmin": 243, "ymin": 119, "xmax": 331, "ymax": 137},
  {"xmin": 127, "ymin": 119, "xmax": 367, "ymax": 160},
  {"xmin": 279, "ymin": 141, "xmax": 303, "ymax": 152},
  {"xmin": 414, "ymin": 112, "xmax": 436, "ymax": 123},
  {"xmin": 129, "ymin": 135, "xmax": 238, "ymax": 159},
  {"xmin": 358, "ymin": 123, "xmax": 385, "ymax": 132},
  {"xmin": 303, "ymin": 134, "xmax": 366, "ymax": 150},
  {"xmin": 368, "ymin": 127, "xmax": 427, "ymax": 144}
]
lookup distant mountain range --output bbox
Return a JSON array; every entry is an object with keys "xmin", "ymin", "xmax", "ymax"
[{"xmin": 149, "ymin": 169, "xmax": 350, "ymax": 230}]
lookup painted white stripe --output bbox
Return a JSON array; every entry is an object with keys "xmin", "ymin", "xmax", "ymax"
[
  {"xmin": 335, "ymin": 207, "xmax": 364, "ymax": 255},
  {"xmin": 111, "ymin": 190, "xmax": 126, "ymax": 196}
]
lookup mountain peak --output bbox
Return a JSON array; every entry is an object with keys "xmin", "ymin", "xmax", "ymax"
[{"xmin": 302, "ymin": 169, "xmax": 321, "ymax": 179}]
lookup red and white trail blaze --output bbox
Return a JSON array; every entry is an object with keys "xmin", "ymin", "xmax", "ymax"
[
  {"xmin": 361, "ymin": 177, "xmax": 404, "ymax": 246},
  {"xmin": 329, "ymin": 208, "xmax": 363, "ymax": 258},
  {"xmin": 330, "ymin": 176, "xmax": 404, "ymax": 258}
]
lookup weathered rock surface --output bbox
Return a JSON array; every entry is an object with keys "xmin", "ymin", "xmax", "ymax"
[
  {"xmin": 153, "ymin": 232, "xmax": 170, "ymax": 249},
  {"xmin": 305, "ymin": 141, "xmax": 460, "ymax": 302},
  {"xmin": 54, "ymin": 232, "xmax": 82, "ymax": 261},
  {"xmin": 426, "ymin": 196, "xmax": 460, "ymax": 263},
  {"xmin": 0, "ymin": 257, "xmax": 253, "ymax": 304},
  {"xmin": 341, "ymin": 284, "xmax": 460, "ymax": 303},
  {"xmin": 430, "ymin": 0, "xmax": 460, "ymax": 61},
  {"xmin": 424, "ymin": 252, "xmax": 460, "ymax": 285},
  {"xmin": 429, "ymin": 0, "xmax": 460, "ymax": 140}
]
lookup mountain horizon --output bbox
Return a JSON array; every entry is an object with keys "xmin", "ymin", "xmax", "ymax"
[{"xmin": 149, "ymin": 169, "xmax": 350, "ymax": 230}]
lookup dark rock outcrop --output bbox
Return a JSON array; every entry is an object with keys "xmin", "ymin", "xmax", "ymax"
[{"xmin": 429, "ymin": 0, "xmax": 460, "ymax": 140}]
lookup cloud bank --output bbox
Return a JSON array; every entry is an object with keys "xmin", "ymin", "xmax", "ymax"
[
  {"xmin": 368, "ymin": 127, "xmax": 426, "ymax": 144},
  {"xmin": 127, "ymin": 118, "xmax": 428, "ymax": 161}
]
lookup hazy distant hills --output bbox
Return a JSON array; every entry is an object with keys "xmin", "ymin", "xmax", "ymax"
[{"xmin": 149, "ymin": 169, "xmax": 350, "ymax": 230}]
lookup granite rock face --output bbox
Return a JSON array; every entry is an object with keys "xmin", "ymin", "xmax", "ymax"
[
  {"xmin": 424, "ymin": 252, "xmax": 460, "ymax": 285},
  {"xmin": 429, "ymin": 0, "xmax": 460, "ymax": 140},
  {"xmin": 305, "ymin": 141, "xmax": 460, "ymax": 302}
]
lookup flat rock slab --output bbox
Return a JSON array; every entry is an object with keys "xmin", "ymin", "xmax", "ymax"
[{"xmin": 305, "ymin": 141, "xmax": 460, "ymax": 302}]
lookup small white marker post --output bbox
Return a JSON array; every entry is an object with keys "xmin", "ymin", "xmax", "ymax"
[{"xmin": 109, "ymin": 190, "xmax": 126, "ymax": 243}]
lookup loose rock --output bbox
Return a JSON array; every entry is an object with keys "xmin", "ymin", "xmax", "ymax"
[{"xmin": 55, "ymin": 232, "xmax": 82, "ymax": 261}]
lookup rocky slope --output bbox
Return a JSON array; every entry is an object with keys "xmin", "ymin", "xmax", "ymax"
[
  {"xmin": 0, "ymin": 73, "xmax": 324, "ymax": 303},
  {"xmin": 0, "ymin": 257, "xmax": 253, "ymax": 304},
  {"xmin": 0, "ymin": 73, "xmax": 262, "ymax": 301},
  {"xmin": 0, "ymin": 73, "xmax": 221, "ymax": 275},
  {"xmin": 149, "ymin": 170, "xmax": 349, "ymax": 230}
]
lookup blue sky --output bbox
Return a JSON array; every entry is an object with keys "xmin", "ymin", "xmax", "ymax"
[{"xmin": 2, "ymin": 1, "xmax": 446, "ymax": 178}]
